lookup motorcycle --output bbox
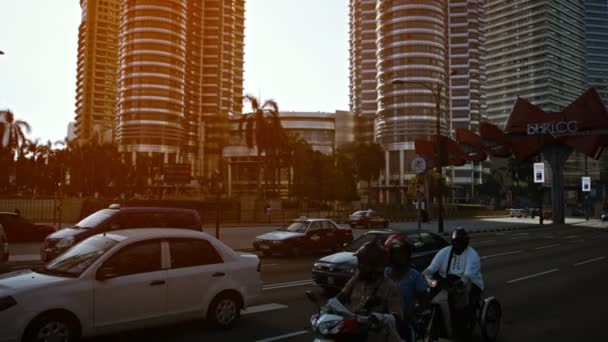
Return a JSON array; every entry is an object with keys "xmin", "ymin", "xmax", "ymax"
[
  {"xmin": 305, "ymin": 291, "xmax": 401, "ymax": 342},
  {"xmin": 416, "ymin": 275, "xmax": 501, "ymax": 342}
]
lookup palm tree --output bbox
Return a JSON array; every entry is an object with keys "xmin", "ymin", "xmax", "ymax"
[
  {"xmin": 239, "ymin": 95, "xmax": 283, "ymax": 196},
  {"xmin": 0, "ymin": 110, "xmax": 31, "ymax": 190}
]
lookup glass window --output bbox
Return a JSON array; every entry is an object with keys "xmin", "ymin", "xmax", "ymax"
[
  {"xmin": 116, "ymin": 212, "xmax": 152, "ymax": 229},
  {"xmin": 102, "ymin": 241, "xmax": 162, "ymax": 277},
  {"xmin": 75, "ymin": 209, "xmax": 115, "ymax": 229},
  {"xmin": 321, "ymin": 221, "xmax": 336, "ymax": 231},
  {"xmin": 345, "ymin": 233, "xmax": 387, "ymax": 252},
  {"xmin": 44, "ymin": 236, "xmax": 120, "ymax": 277},
  {"xmin": 279, "ymin": 221, "xmax": 308, "ymax": 233},
  {"xmin": 163, "ymin": 213, "xmax": 197, "ymax": 229},
  {"xmin": 308, "ymin": 222, "xmax": 323, "ymax": 232},
  {"xmin": 169, "ymin": 238, "xmax": 223, "ymax": 268}
]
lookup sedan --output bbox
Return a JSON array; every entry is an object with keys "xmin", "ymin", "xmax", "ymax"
[
  {"xmin": 312, "ymin": 229, "xmax": 449, "ymax": 292},
  {"xmin": 0, "ymin": 212, "xmax": 55, "ymax": 242},
  {"xmin": 0, "ymin": 228, "xmax": 262, "ymax": 342},
  {"xmin": 348, "ymin": 210, "xmax": 389, "ymax": 228},
  {"xmin": 253, "ymin": 218, "xmax": 353, "ymax": 257}
]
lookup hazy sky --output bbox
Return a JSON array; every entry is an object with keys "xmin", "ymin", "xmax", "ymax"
[{"xmin": 0, "ymin": 0, "xmax": 350, "ymax": 142}]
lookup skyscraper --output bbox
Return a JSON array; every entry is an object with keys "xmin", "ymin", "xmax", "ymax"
[
  {"xmin": 74, "ymin": 0, "xmax": 120, "ymax": 142},
  {"xmin": 349, "ymin": 0, "xmax": 486, "ymax": 201},
  {"xmin": 485, "ymin": 0, "xmax": 588, "ymax": 125},
  {"xmin": 114, "ymin": 0, "xmax": 244, "ymax": 177},
  {"xmin": 586, "ymin": 0, "xmax": 608, "ymax": 104}
]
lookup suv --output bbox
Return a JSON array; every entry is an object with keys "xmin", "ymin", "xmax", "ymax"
[{"xmin": 41, "ymin": 205, "xmax": 202, "ymax": 262}]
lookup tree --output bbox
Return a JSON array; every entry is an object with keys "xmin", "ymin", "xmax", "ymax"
[
  {"xmin": 239, "ymin": 95, "xmax": 284, "ymax": 197},
  {"xmin": 0, "ymin": 110, "xmax": 31, "ymax": 190},
  {"xmin": 354, "ymin": 142, "xmax": 384, "ymax": 203}
]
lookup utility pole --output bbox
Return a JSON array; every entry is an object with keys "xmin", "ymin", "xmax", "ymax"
[
  {"xmin": 585, "ymin": 156, "xmax": 589, "ymax": 221},
  {"xmin": 434, "ymin": 85, "xmax": 445, "ymax": 234}
]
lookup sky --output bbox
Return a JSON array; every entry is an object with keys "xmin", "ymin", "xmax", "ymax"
[{"xmin": 0, "ymin": 0, "xmax": 350, "ymax": 142}]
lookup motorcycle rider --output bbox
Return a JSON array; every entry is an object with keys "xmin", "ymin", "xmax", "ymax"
[
  {"xmin": 336, "ymin": 241, "xmax": 404, "ymax": 342},
  {"xmin": 384, "ymin": 234, "xmax": 428, "ymax": 341},
  {"xmin": 423, "ymin": 227, "xmax": 483, "ymax": 341}
]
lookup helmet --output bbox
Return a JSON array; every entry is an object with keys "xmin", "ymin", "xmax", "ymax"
[
  {"xmin": 355, "ymin": 242, "xmax": 386, "ymax": 273},
  {"xmin": 384, "ymin": 234, "xmax": 412, "ymax": 257},
  {"xmin": 451, "ymin": 227, "xmax": 470, "ymax": 246}
]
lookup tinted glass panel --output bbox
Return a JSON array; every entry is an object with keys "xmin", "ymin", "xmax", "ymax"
[
  {"xmin": 103, "ymin": 241, "xmax": 162, "ymax": 276},
  {"xmin": 169, "ymin": 238, "xmax": 223, "ymax": 268}
]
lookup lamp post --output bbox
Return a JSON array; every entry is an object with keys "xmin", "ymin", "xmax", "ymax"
[{"xmin": 391, "ymin": 72, "xmax": 455, "ymax": 234}]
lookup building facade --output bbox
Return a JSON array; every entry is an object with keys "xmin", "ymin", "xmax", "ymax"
[
  {"xmin": 223, "ymin": 111, "xmax": 356, "ymax": 196},
  {"xmin": 586, "ymin": 0, "xmax": 608, "ymax": 104},
  {"xmin": 74, "ymin": 0, "xmax": 120, "ymax": 142},
  {"xmin": 74, "ymin": 0, "xmax": 245, "ymax": 180},
  {"xmin": 349, "ymin": 0, "xmax": 486, "ymax": 203}
]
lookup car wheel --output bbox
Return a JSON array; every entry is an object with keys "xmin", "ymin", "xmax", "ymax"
[
  {"xmin": 208, "ymin": 292, "xmax": 241, "ymax": 329},
  {"xmin": 23, "ymin": 312, "xmax": 80, "ymax": 342}
]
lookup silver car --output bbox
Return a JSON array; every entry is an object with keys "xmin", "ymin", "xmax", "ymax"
[{"xmin": 0, "ymin": 224, "xmax": 9, "ymax": 272}]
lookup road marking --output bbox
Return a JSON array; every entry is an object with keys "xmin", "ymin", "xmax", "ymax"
[
  {"xmin": 563, "ymin": 235, "xmax": 578, "ymax": 239},
  {"xmin": 255, "ymin": 330, "xmax": 309, "ymax": 342},
  {"xmin": 476, "ymin": 239, "xmax": 496, "ymax": 244},
  {"xmin": 509, "ymin": 236, "xmax": 528, "ymax": 240},
  {"xmin": 263, "ymin": 279, "xmax": 314, "ymax": 291},
  {"xmin": 574, "ymin": 256, "xmax": 606, "ymax": 267},
  {"xmin": 507, "ymin": 269, "xmax": 559, "ymax": 284},
  {"xmin": 481, "ymin": 250, "xmax": 523, "ymax": 259},
  {"xmin": 534, "ymin": 244, "xmax": 561, "ymax": 250},
  {"xmin": 241, "ymin": 303, "xmax": 288, "ymax": 315}
]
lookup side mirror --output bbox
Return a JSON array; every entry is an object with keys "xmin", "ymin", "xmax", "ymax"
[{"xmin": 97, "ymin": 265, "xmax": 118, "ymax": 280}]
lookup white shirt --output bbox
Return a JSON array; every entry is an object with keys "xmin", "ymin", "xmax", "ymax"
[{"xmin": 424, "ymin": 246, "xmax": 484, "ymax": 290}]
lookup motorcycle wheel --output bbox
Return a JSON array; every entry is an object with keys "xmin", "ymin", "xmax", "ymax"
[{"xmin": 480, "ymin": 298, "xmax": 502, "ymax": 342}]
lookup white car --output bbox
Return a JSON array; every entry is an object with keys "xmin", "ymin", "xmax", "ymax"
[{"xmin": 0, "ymin": 228, "xmax": 262, "ymax": 342}]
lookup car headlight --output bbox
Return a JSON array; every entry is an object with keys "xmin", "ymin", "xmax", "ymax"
[
  {"xmin": 313, "ymin": 262, "xmax": 325, "ymax": 270},
  {"xmin": 0, "ymin": 296, "xmax": 17, "ymax": 312},
  {"xmin": 271, "ymin": 240, "xmax": 283, "ymax": 245},
  {"xmin": 56, "ymin": 238, "xmax": 75, "ymax": 248}
]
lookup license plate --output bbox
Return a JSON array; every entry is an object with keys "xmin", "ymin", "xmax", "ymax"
[
  {"xmin": 260, "ymin": 245, "xmax": 270, "ymax": 250},
  {"xmin": 327, "ymin": 277, "xmax": 334, "ymax": 285}
]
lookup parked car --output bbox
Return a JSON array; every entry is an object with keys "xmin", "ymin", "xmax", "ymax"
[
  {"xmin": 41, "ymin": 204, "xmax": 203, "ymax": 262},
  {"xmin": 0, "ymin": 228, "xmax": 262, "ymax": 341},
  {"xmin": 0, "ymin": 224, "xmax": 9, "ymax": 272},
  {"xmin": 312, "ymin": 229, "xmax": 449, "ymax": 292},
  {"xmin": 348, "ymin": 210, "xmax": 389, "ymax": 228},
  {"xmin": 253, "ymin": 218, "xmax": 353, "ymax": 256},
  {"xmin": 601, "ymin": 212, "xmax": 608, "ymax": 222},
  {"xmin": 0, "ymin": 212, "xmax": 55, "ymax": 243}
]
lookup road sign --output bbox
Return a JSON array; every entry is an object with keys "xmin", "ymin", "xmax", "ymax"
[
  {"xmin": 533, "ymin": 162, "xmax": 545, "ymax": 183},
  {"xmin": 411, "ymin": 157, "xmax": 427, "ymax": 174},
  {"xmin": 582, "ymin": 176, "xmax": 591, "ymax": 192}
]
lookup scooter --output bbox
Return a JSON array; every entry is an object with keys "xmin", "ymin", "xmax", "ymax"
[
  {"xmin": 305, "ymin": 291, "xmax": 392, "ymax": 342},
  {"xmin": 417, "ymin": 275, "xmax": 501, "ymax": 342}
]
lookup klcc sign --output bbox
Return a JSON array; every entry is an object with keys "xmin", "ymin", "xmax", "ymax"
[{"xmin": 527, "ymin": 121, "xmax": 578, "ymax": 137}]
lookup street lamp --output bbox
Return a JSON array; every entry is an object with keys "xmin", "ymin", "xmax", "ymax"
[{"xmin": 391, "ymin": 71, "xmax": 455, "ymax": 234}]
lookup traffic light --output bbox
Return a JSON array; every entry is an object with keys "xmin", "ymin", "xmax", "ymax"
[{"xmin": 164, "ymin": 163, "xmax": 191, "ymax": 184}]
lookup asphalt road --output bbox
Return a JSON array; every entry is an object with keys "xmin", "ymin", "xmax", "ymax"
[
  {"xmin": 4, "ymin": 220, "xmax": 608, "ymax": 341},
  {"xmin": 78, "ymin": 221, "xmax": 608, "ymax": 342}
]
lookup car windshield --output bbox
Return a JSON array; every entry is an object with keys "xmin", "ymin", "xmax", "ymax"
[
  {"xmin": 279, "ymin": 221, "xmax": 308, "ymax": 233},
  {"xmin": 73, "ymin": 209, "xmax": 115, "ymax": 229},
  {"xmin": 345, "ymin": 233, "xmax": 387, "ymax": 252},
  {"xmin": 40, "ymin": 236, "xmax": 119, "ymax": 277},
  {"xmin": 353, "ymin": 211, "xmax": 367, "ymax": 216}
]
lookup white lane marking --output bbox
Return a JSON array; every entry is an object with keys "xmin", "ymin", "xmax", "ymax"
[
  {"xmin": 241, "ymin": 303, "xmax": 288, "ymax": 315},
  {"xmin": 481, "ymin": 250, "xmax": 524, "ymax": 260},
  {"xmin": 534, "ymin": 244, "xmax": 561, "ymax": 250},
  {"xmin": 476, "ymin": 239, "xmax": 496, "ymax": 244},
  {"xmin": 263, "ymin": 279, "xmax": 314, "ymax": 290},
  {"xmin": 255, "ymin": 330, "xmax": 309, "ymax": 342},
  {"xmin": 574, "ymin": 256, "xmax": 606, "ymax": 267},
  {"xmin": 509, "ymin": 236, "xmax": 528, "ymax": 240},
  {"xmin": 507, "ymin": 269, "xmax": 559, "ymax": 284},
  {"xmin": 563, "ymin": 235, "xmax": 578, "ymax": 239}
]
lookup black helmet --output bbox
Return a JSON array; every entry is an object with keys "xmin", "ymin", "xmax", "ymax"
[
  {"xmin": 451, "ymin": 227, "xmax": 470, "ymax": 246},
  {"xmin": 355, "ymin": 241, "xmax": 386, "ymax": 273}
]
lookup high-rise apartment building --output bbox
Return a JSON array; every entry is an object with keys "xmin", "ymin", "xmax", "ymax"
[
  {"xmin": 74, "ymin": 0, "xmax": 120, "ymax": 142},
  {"xmin": 485, "ymin": 0, "xmax": 588, "ymax": 125},
  {"xmin": 349, "ymin": 0, "xmax": 378, "ymax": 143},
  {"xmin": 116, "ymin": 0, "xmax": 245, "ymax": 177},
  {"xmin": 586, "ymin": 0, "xmax": 608, "ymax": 104},
  {"xmin": 349, "ymin": 0, "xmax": 486, "ymax": 202},
  {"xmin": 74, "ymin": 0, "xmax": 245, "ymax": 178}
]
